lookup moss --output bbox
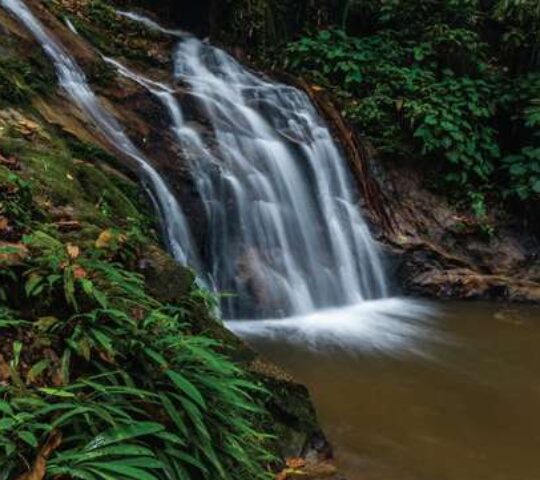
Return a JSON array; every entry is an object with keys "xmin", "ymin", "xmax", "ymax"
[
  {"xmin": 48, "ymin": 0, "xmax": 173, "ymax": 68},
  {"xmin": 0, "ymin": 166, "xmax": 35, "ymax": 231},
  {"xmin": 65, "ymin": 137, "xmax": 154, "ymax": 221},
  {"xmin": 0, "ymin": 108, "xmax": 152, "ymax": 239},
  {"xmin": 0, "ymin": 38, "xmax": 55, "ymax": 106},
  {"xmin": 74, "ymin": 163, "xmax": 141, "ymax": 221}
]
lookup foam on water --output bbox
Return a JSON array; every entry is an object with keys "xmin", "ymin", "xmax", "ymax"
[{"xmin": 227, "ymin": 298, "xmax": 437, "ymax": 352}]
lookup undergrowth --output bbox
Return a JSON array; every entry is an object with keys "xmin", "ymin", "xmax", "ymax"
[{"xmin": 0, "ymin": 115, "xmax": 274, "ymax": 479}]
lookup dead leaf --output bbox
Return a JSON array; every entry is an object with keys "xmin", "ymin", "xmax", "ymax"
[
  {"xmin": 0, "ymin": 242, "xmax": 28, "ymax": 265},
  {"xmin": 55, "ymin": 220, "xmax": 81, "ymax": 232},
  {"xmin": 0, "ymin": 216, "xmax": 8, "ymax": 231},
  {"xmin": 0, "ymin": 354, "xmax": 10, "ymax": 382},
  {"xmin": 286, "ymin": 458, "xmax": 306, "ymax": 469},
  {"xmin": 66, "ymin": 244, "xmax": 80, "ymax": 259},
  {"xmin": 0, "ymin": 153, "xmax": 18, "ymax": 168},
  {"xmin": 95, "ymin": 229, "xmax": 113, "ymax": 249},
  {"xmin": 73, "ymin": 266, "xmax": 87, "ymax": 279}
]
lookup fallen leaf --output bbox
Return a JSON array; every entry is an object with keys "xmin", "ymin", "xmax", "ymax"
[
  {"xmin": 286, "ymin": 458, "xmax": 306, "ymax": 469},
  {"xmin": 0, "ymin": 216, "xmax": 8, "ymax": 231},
  {"xmin": 66, "ymin": 244, "xmax": 80, "ymax": 259},
  {"xmin": 95, "ymin": 229, "xmax": 113, "ymax": 248},
  {"xmin": 73, "ymin": 266, "xmax": 87, "ymax": 279},
  {"xmin": 55, "ymin": 220, "xmax": 81, "ymax": 232}
]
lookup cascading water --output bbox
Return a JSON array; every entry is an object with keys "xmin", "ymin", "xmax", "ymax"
[
  {"xmin": 171, "ymin": 39, "xmax": 388, "ymax": 318},
  {"xmin": 0, "ymin": 0, "xmax": 199, "ymax": 267},
  {"xmin": 96, "ymin": 11, "xmax": 388, "ymax": 318}
]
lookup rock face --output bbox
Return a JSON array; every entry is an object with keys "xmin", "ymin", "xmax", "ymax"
[{"xmin": 377, "ymin": 158, "xmax": 540, "ymax": 303}]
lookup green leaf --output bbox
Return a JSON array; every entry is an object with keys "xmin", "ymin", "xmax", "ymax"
[
  {"xmin": 0, "ymin": 400, "xmax": 13, "ymax": 416},
  {"xmin": 26, "ymin": 359, "xmax": 50, "ymax": 384},
  {"xmin": 85, "ymin": 463, "xmax": 161, "ymax": 480},
  {"xmin": 158, "ymin": 393, "xmax": 188, "ymax": 438},
  {"xmin": 17, "ymin": 431, "xmax": 38, "ymax": 448},
  {"xmin": 165, "ymin": 370, "xmax": 206, "ymax": 410},
  {"xmin": 84, "ymin": 422, "xmax": 165, "ymax": 451},
  {"xmin": 39, "ymin": 388, "xmax": 76, "ymax": 398},
  {"xmin": 25, "ymin": 274, "xmax": 43, "ymax": 297},
  {"xmin": 0, "ymin": 418, "xmax": 15, "ymax": 430}
]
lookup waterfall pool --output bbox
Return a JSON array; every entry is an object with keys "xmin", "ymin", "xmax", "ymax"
[{"xmin": 232, "ymin": 301, "xmax": 540, "ymax": 480}]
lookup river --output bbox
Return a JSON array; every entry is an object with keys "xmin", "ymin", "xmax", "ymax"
[{"xmin": 236, "ymin": 301, "xmax": 540, "ymax": 480}]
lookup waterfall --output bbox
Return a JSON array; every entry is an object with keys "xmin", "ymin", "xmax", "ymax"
[
  {"xmin": 3, "ymin": 1, "xmax": 389, "ymax": 320},
  {"xmin": 172, "ymin": 39, "xmax": 389, "ymax": 317},
  {"xmin": 0, "ymin": 0, "xmax": 200, "ymax": 267},
  {"xmin": 106, "ymin": 37, "xmax": 389, "ymax": 318}
]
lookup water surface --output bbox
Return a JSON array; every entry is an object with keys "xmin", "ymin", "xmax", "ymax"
[{"xmin": 233, "ymin": 301, "xmax": 540, "ymax": 480}]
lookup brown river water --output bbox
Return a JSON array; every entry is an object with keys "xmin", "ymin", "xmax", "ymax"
[{"xmin": 231, "ymin": 300, "xmax": 540, "ymax": 480}]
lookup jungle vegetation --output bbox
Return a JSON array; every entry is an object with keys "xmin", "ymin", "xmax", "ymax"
[{"xmin": 280, "ymin": 0, "xmax": 539, "ymax": 219}]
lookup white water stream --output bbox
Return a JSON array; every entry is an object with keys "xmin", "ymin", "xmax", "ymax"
[{"xmin": 96, "ymin": 11, "xmax": 390, "ymax": 318}]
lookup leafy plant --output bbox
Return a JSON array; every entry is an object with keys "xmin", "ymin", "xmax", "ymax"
[{"xmin": 0, "ymin": 227, "xmax": 274, "ymax": 479}]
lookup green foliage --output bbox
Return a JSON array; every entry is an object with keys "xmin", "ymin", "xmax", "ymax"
[
  {"xmin": 501, "ymin": 147, "xmax": 540, "ymax": 199},
  {"xmin": 284, "ymin": 0, "xmax": 540, "ymax": 215},
  {"xmin": 0, "ymin": 228, "xmax": 274, "ymax": 479},
  {"xmin": 0, "ymin": 54, "xmax": 54, "ymax": 105},
  {"xmin": 0, "ymin": 168, "xmax": 35, "ymax": 230},
  {"xmin": 493, "ymin": 0, "xmax": 540, "ymax": 67}
]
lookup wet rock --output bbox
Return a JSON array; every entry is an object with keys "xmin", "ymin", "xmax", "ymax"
[
  {"xmin": 372, "ymin": 159, "xmax": 540, "ymax": 303},
  {"xmin": 137, "ymin": 245, "xmax": 194, "ymax": 304}
]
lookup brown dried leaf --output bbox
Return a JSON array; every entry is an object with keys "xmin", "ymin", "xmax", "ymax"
[
  {"xmin": 286, "ymin": 458, "xmax": 306, "ymax": 469},
  {"xmin": 73, "ymin": 266, "xmax": 87, "ymax": 279},
  {"xmin": 66, "ymin": 243, "xmax": 80, "ymax": 259},
  {"xmin": 95, "ymin": 229, "xmax": 113, "ymax": 249}
]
